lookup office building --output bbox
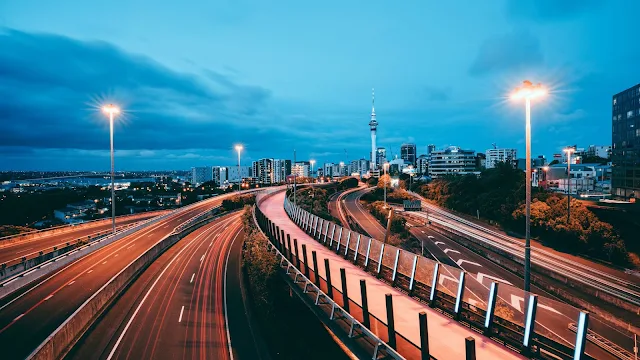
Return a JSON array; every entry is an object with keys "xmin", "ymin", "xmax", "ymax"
[
  {"xmin": 416, "ymin": 155, "xmax": 429, "ymax": 175},
  {"xmin": 376, "ymin": 147, "xmax": 387, "ymax": 167},
  {"xmin": 427, "ymin": 144, "xmax": 436, "ymax": 155},
  {"xmin": 227, "ymin": 166, "xmax": 251, "ymax": 184},
  {"xmin": 612, "ymin": 83, "xmax": 640, "ymax": 198},
  {"xmin": 323, "ymin": 162, "xmax": 334, "ymax": 178},
  {"xmin": 191, "ymin": 167, "xmax": 212, "ymax": 185},
  {"xmin": 485, "ymin": 148, "xmax": 517, "ymax": 169},
  {"xmin": 212, "ymin": 166, "xmax": 227, "ymax": 186},
  {"xmin": 401, "ymin": 143, "xmax": 417, "ymax": 165},
  {"xmin": 586, "ymin": 145, "xmax": 611, "ymax": 159},
  {"xmin": 252, "ymin": 159, "xmax": 273, "ymax": 185},
  {"xmin": 428, "ymin": 146, "xmax": 477, "ymax": 178},
  {"xmin": 292, "ymin": 162, "xmax": 310, "ymax": 178},
  {"xmin": 272, "ymin": 159, "xmax": 291, "ymax": 183}
]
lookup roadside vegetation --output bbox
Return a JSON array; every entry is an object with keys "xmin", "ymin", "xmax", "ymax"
[
  {"xmin": 221, "ymin": 193, "xmax": 256, "ymax": 212},
  {"xmin": 241, "ymin": 207, "xmax": 350, "ymax": 359},
  {"xmin": 418, "ymin": 163, "xmax": 630, "ymax": 265},
  {"xmin": 367, "ymin": 201, "xmax": 409, "ymax": 246},
  {"xmin": 293, "ymin": 177, "xmax": 359, "ymax": 222}
]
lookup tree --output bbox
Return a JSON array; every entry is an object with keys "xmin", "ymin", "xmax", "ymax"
[{"xmin": 549, "ymin": 160, "xmax": 559, "ymax": 165}]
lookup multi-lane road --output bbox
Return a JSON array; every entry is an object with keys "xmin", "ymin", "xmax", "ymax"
[
  {"xmin": 68, "ymin": 211, "xmax": 262, "ymax": 360},
  {"xmin": 0, "ymin": 213, "xmax": 163, "ymax": 265},
  {"xmin": 0, "ymin": 196, "xmax": 233, "ymax": 360},
  {"xmin": 335, "ymin": 187, "xmax": 630, "ymax": 360}
]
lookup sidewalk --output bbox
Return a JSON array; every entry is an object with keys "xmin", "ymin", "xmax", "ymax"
[{"xmin": 260, "ymin": 192, "xmax": 523, "ymax": 360}]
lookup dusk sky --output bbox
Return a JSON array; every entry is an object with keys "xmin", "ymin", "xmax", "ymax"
[{"xmin": 1, "ymin": 1, "xmax": 638, "ymax": 170}]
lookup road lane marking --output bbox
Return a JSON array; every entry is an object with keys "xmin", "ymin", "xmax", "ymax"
[
  {"xmin": 200, "ymin": 254, "xmax": 205, "ymax": 262},
  {"xmin": 14, "ymin": 314, "xmax": 24, "ymax": 322},
  {"xmin": 178, "ymin": 306, "xmax": 185, "ymax": 323},
  {"xmin": 87, "ymin": 269, "xmax": 93, "ymax": 274},
  {"xmin": 190, "ymin": 273, "xmax": 195, "ymax": 283},
  {"xmin": 456, "ymin": 259, "xmax": 482, "ymax": 267},
  {"xmin": 127, "ymin": 244, "xmax": 135, "ymax": 249},
  {"xmin": 421, "ymin": 230, "xmax": 425, "ymax": 233},
  {"xmin": 44, "ymin": 294, "xmax": 53, "ymax": 301},
  {"xmin": 223, "ymin": 227, "xmax": 242, "ymax": 360},
  {"xmin": 102, "ymin": 261, "xmax": 107, "ymax": 265},
  {"xmin": 434, "ymin": 241, "xmax": 445, "ymax": 245},
  {"xmin": 476, "ymin": 272, "xmax": 512, "ymax": 286},
  {"xmin": 443, "ymin": 249, "xmax": 460, "ymax": 254},
  {"xmin": 68, "ymin": 281, "xmax": 75, "ymax": 286},
  {"xmin": 40, "ymin": 263, "xmax": 50, "ymax": 268},
  {"xmin": 114, "ymin": 254, "xmax": 119, "ymax": 257}
]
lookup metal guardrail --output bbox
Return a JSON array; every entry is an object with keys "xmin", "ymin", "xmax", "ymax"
[
  {"xmin": 252, "ymin": 202, "xmax": 406, "ymax": 360},
  {"xmin": 282, "ymin": 195, "xmax": 596, "ymax": 360}
]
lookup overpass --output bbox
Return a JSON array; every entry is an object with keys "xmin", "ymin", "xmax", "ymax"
[{"xmin": 254, "ymin": 189, "xmax": 599, "ymax": 359}]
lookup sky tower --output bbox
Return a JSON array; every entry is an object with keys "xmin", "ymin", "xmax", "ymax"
[{"xmin": 369, "ymin": 88, "xmax": 378, "ymax": 172}]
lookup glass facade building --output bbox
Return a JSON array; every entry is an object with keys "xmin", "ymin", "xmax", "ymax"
[{"xmin": 612, "ymin": 84, "xmax": 640, "ymax": 199}]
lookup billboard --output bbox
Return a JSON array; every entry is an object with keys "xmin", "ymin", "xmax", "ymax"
[{"xmin": 403, "ymin": 200, "xmax": 422, "ymax": 211}]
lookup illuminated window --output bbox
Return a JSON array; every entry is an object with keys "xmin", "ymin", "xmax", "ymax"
[
  {"xmin": 613, "ymin": 98, "xmax": 617, "ymax": 105},
  {"xmin": 628, "ymin": 110, "xmax": 634, "ymax": 119}
]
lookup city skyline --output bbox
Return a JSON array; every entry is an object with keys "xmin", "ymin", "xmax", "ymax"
[{"xmin": 2, "ymin": 1, "xmax": 639, "ymax": 170}]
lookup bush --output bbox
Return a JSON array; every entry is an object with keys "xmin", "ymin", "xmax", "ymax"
[
  {"xmin": 241, "ymin": 207, "xmax": 279, "ymax": 317},
  {"xmin": 367, "ymin": 201, "xmax": 410, "ymax": 241},
  {"xmin": 294, "ymin": 187, "xmax": 337, "ymax": 222},
  {"xmin": 221, "ymin": 194, "xmax": 256, "ymax": 211}
]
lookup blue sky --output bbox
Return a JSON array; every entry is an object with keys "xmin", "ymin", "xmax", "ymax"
[{"xmin": 1, "ymin": 0, "xmax": 638, "ymax": 170}]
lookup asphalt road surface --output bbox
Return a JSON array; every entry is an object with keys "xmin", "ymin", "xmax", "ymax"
[
  {"xmin": 0, "ymin": 197, "xmax": 230, "ymax": 360},
  {"xmin": 0, "ymin": 213, "xmax": 162, "ymax": 264},
  {"xmin": 339, "ymin": 188, "xmax": 619, "ymax": 359},
  {"xmin": 69, "ymin": 211, "xmax": 262, "ymax": 360}
]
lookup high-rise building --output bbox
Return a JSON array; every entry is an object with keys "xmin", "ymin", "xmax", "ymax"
[
  {"xmin": 227, "ymin": 166, "xmax": 251, "ymax": 184},
  {"xmin": 376, "ymin": 147, "xmax": 387, "ymax": 167},
  {"xmin": 612, "ymin": 83, "xmax": 640, "ymax": 198},
  {"xmin": 252, "ymin": 159, "xmax": 273, "ymax": 185},
  {"xmin": 400, "ymin": 143, "xmax": 417, "ymax": 165},
  {"xmin": 485, "ymin": 148, "xmax": 517, "ymax": 169},
  {"xmin": 416, "ymin": 155, "xmax": 429, "ymax": 175},
  {"xmin": 191, "ymin": 167, "xmax": 213, "ymax": 185},
  {"xmin": 323, "ymin": 162, "xmax": 334, "ymax": 178},
  {"xmin": 212, "ymin": 166, "xmax": 227, "ymax": 186},
  {"xmin": 427, "ymin": 144, "xmax": 436, "ymax": 155},
  {"xmin": 428, "ymin": 146, "xmax": 477, "ymax": 178},
  {"xmin": 292, "ymin": 162, "xmax": 310, "ymax": 177},
  {"xmin": 272, "ymin": 159, "xmax": 291, "ymax": 183},
  {"xmin": 369, "ymin": 88, "xmax": 378, "ymax": 171}
]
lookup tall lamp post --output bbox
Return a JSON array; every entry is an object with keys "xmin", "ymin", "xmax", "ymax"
[
  {"xmin": 102, "ymin": 104, "xmax": 120, "ymax": 235},
  {"xmin": 564, "ymin": 147, "xmax": 575, "ymax": 222},
  {"xmin": 511, "ymin": 81, "xmax": 546, "ymax": 293},
  {"xmin": 383, "ymin": 162, "xmax": 389, "ymax": 208},
  {"xmin": 542, "ymin": 166, "xmax": 549, "ymax": 189},
  {"xmin": 235, "ymin": 144, "xmax": 243, "ymax": 192}
]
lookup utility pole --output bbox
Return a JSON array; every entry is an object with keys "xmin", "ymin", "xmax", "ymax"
[{"xmin": 383, "ymin": 209, "xmax": 393, "ymax": 244}]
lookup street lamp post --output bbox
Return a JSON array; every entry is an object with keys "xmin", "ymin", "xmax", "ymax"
[
  {"xmin": 511, "ymin": 80, "xmax": 546, "ymax": 293},
  {"xmin": 542, "ymin": 166, "xmax": 549, "ymax": 189},
  {"xmin": 564, "ymin": 147, "xmax": 575, "ymax": 223},
  {"xmin": 383, "ymin": 162, "xmax": 389, "ymax": 208},
  {"xmin": 102, "ymin": 104, "xmax": 120, "ymax": 235},
  {"xmin": 235, "ymin": 145, "xmax": 243, "ymax": 192}
]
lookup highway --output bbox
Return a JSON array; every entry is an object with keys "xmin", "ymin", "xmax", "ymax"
[
  {"xmin": 68, "ymin": 211, "xmax": 262, "ymax": 360},
  {"xmin": 338, "ymin": 187, "xmax": 386, "ymax": 239},
  {"xmin": 338, "ymin": 187, "xmax": 625, "ymax": 359},
  {"xmin": 0, "ymin": 195, "xmax": 238, "ymax": 360},
  {"xmin": 407, "ymin": 191, "xmax": 640, "ymax": 308},
  {"xmin": 0, "ymin": 213, "xmax": 163, "ymax": 265}
]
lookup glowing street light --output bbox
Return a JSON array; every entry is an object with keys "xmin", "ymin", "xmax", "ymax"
[
  {"xmin": 102, "ymin": 104, "xmax": 120, "ymax": 235},
  {"xmin": 564, "ymin": 147, "xmax": 575, "ymax": 222},
  {"xmin": 235, "ymin": 144, "xmax": 243, "ymax": 192},
  {"xmin": 511, "ymin": 80, "xmax": 546, "ymax": 293}
]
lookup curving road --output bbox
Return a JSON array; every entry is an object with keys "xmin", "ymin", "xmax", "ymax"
[
  {"xmin": 0, "ymin": 213, "xmax": 164, "ymax": 265},
  {"xmin": 68, "ymin": 211, "xmax": 262, "ymax": 360},
  {"xmin": 0, "ymin": 195, "xmax": 242, "ymax": 360}
]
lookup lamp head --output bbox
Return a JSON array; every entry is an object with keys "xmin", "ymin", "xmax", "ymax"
[
  {"xmin": 235, "ymin": 144, "xmax": 243, "ymax": 152},
  {"xmin": 511, "ymin": 80, "xmax": 546, "ymax": 100},
  {"xmin": 102, "ymin": 104, "xmax": 120, "ymax": 115}
]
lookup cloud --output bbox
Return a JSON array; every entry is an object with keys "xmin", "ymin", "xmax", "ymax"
[
  {"xmin": 0, "ymin": 28, "xmax": 274, "ymax": 154},
  {"xmin": 423, "ymin": 86, "xmax": 451, "ymax": 102},
  {"xmin": 468, "ymin": 30, "xmax": 544, "ymax": 76},
  {"xmin": 506, "ymin": 0, "xmax": 600, "ymax": 22},
  {"xmin": 551, "ymin": 109, "xmax": 587, "ymax": 122}
]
